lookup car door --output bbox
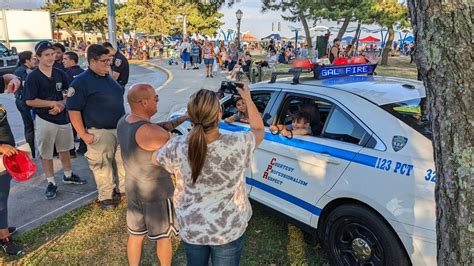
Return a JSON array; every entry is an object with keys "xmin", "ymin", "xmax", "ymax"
[
  {"xmin": 249, "ymin": 91, "xmax": 373, "ymax": 225},
  {"xmin": 218, "ymin": 88, "xmax": 281, "ymax": 195}
]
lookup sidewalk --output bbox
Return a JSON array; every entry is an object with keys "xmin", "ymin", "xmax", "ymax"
[{"xmin": 143, "ymin": 58, "xmax": 227, "ymax": 123}]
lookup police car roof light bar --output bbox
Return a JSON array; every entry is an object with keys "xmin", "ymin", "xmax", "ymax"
[{"xmin": 269, "ymin": 63, "xmax": 378, "ymax": 84}]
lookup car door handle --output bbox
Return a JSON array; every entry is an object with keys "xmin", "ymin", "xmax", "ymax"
[{"xmin": 315, "ymin": 153, "xmax": 340, "ymax": 165}]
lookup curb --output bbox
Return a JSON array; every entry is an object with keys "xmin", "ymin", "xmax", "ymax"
[{"xmin": 129, "ymin": 60, "xmax": 173, "ymax": 92}]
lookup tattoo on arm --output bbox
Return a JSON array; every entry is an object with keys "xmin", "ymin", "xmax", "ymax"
[{"xmin": 156, "ymin": 117, "xmax": 185, "ymax": 132}]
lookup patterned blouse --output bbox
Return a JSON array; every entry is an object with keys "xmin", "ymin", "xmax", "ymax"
[{"xmin": 156, "ymin": 132, "xmax": 256, "ymax": 245}]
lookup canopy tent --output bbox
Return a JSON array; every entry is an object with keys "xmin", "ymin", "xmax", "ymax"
[
  {"xmin": 241, "ymin": 33, "xmax": 258, "ymax": 41},
  {"xmin": 261, "ymin": 33, "xmax": 283, "ymax": 40},
  {"xmin": 359, "ymin": 36, "xmax": 381, "ymax": 43},
  {"xmin": 342, "ymin": 36, "xmax": 353, "ymax": 42},
  {"xmin": 400, "ymin": 36, "xmax": 414, "ymax": 43},
  {"xmin": 170, "ymin": 35, "xmax": 183, "ymax": 41},
  {"xmin": 290, "ymin": 35, "xmax": 306, "ymax": 40}
]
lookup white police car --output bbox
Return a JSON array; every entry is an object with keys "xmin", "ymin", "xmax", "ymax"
[{"xmin": 170, "ymin": 63, "xmax": 436, "ymax": 265}]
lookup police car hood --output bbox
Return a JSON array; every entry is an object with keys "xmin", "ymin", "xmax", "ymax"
[{"xmin": 310, "ymin": 76, "xmax": 425, "ymax": 106}]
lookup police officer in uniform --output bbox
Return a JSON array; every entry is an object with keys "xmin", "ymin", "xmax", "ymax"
[
  {"xmin": 13, "ymin": 51, "xmax": 36, "ymax": 157},
  {"xmin": 103, "ymin": 42, "xmax": 129, "ymax": 88},
  {"xmin": 62, "ymin": 51, "xmax": 87, "ymax": 155},
  {"xmin": 24, "ymin": 41, "xmax": 87, "ymax": 200},
  {"xmin": 53, "ymin": 43, "xmax": 67, "ymax": 72},
  {"xmin": 66, "ymin": 44, "xmax": 126, "ymax": 210}
]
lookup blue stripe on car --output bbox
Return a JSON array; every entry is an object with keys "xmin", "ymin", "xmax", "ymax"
[
  {"xmin": 219, "ymin": 122, "xmax": 378, "ymax": 167},
  {"xmin": 246, "ymin": 177, "xmax": 322, "ymax": 216}
]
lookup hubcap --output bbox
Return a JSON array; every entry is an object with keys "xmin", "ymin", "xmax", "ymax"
[{"xmin": 351, "ymin": 237, "xmax": 372, "ymax": 261}]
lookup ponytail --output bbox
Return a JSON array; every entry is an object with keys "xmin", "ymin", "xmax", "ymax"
[
  {"xmin": 188, "ymin": 124, "xmax": 207, "ymax": 184},
  {"xmin": 187, "ymin": 89, "xmax": 221, "ymax": 184}
]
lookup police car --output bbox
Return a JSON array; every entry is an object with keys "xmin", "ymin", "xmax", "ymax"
[{"xmin": 170, "ymin": 62, "xmax": 436, "ymax": 265}]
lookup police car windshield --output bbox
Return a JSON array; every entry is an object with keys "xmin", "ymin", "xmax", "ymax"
[{"xmin": 381, "ymin": 98, "xmax": 432, "ymax": 139}]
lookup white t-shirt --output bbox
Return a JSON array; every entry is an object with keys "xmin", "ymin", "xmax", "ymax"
[{"xmin": 156, "ymin": 131, "xmax": 256, "ymax": 245}]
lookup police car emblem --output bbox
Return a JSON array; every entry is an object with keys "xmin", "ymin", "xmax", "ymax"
[
  {"xmin": 392, "ymin": 136, "xmax": 408, "ymax": 152},
  {"xmin": 67, "ymin": 87, "xmax": 75, "ymax": 97},
  {"xmin": 56, "ymin": 82, "xmax": 63, "ymax": 91},
  {"xmin": 114, "ymin": 58, "xmax": 122, "ymax": 67}
]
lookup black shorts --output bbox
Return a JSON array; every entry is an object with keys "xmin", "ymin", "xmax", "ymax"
[{"xmin": 127, "ymin": 197, "xmax": 179, "ymax": 240}]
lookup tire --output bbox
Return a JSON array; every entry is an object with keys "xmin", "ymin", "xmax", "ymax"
[{"xmin": 321, "ymin": 204, "xmax": 410, "ymax": 266}]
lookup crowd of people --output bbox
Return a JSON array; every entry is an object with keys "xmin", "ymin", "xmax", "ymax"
[{"xmin": 0, "ymin": 38, "xmax": 267, "ymax": 266}]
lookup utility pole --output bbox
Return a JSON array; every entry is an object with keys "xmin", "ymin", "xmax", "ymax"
[{"xmin": 107, "ymin": 0, "xmax": 117, "ymax": 48}]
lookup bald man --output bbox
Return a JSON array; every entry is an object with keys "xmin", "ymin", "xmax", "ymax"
[{"xmin": 117, "ymin": 83, "xmax": 186, "ymax": 266}]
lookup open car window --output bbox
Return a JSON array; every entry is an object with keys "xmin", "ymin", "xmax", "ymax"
[
  {"xmin": 221, "ymin": 91, "xmax": 274, "ymax": 120},
  {"xmin": 276, "ymin": 94, "xmax": 333, "ymax": 136}
]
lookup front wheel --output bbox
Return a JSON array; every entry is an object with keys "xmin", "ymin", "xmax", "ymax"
[{"xmin": 321, "ymin": 204, "xmax": 410, "ymax": 266}]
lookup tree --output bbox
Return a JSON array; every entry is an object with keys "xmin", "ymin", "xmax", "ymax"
[
  {"xmin": 366, "ymin": 0, "xmax": 408, "ymax": 65},
  {"xmin": 262, "ymin": 0, "xmax": 315, "ymax": 53},
  {"xmin": 406, "ymin": 0, "xmax": 473, "ymax": 264}
]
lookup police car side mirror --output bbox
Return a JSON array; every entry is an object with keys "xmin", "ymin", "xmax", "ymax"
[{"xmin": 11, "ymin": 47, "xmax": 17, "ymax": 55}]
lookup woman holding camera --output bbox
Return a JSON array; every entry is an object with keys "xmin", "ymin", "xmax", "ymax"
[{"xmin": 154, "ymin": 85, "xmax": 264, "ymax": 266}]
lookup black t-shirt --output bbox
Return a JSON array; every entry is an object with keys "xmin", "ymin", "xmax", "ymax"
[
  {"xmin": 24, "ymin": 68, "xmax": 69, "ymax": 125},
  {"xmin": 65, "ymin": 65, "xmax": 85, "ymax": 83},
  {"xmin": 0, "ymin": 77, "xmax": 15, "ymax": 146},
  {"xmin": 112, "ymin": 52, "xmax": 129, "ymax": 86},
  {"xmin": 66, "ymin": 69, "xmax": 125, "ymax": 129},
  {"xmin": 53, "ymin": 61, "xmax": 67, "ymax": 72}
]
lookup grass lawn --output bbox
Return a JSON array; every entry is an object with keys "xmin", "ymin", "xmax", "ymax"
[
  {"xmin": 2, "ymin": 56, "xmax": 417, "ymax": 265},
  {"xmin": 5, "ymin": 200, "xmax": 327, "ymax": 265}
]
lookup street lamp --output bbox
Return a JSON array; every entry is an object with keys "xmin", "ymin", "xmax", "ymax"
[{"xmin": 235, "ymin": 9, "xmax": 243, "ymax": 49}]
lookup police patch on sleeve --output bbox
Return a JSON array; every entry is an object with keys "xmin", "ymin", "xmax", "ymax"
[
  {"xmin": 114, "ymin": 58, "xmax": 122, "ymax": 67},
  {"xmin": 67, "ymin": 87, "xmax": 75, "ymax": 97},
  {"xmin": 392, "ymin": 135, "xmax": 408, "ymax": 152}
]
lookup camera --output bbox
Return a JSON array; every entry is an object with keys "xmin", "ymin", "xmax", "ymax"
[{"xmin": 218, "ymin": 81, "xmax": 244, "ymax": 95}]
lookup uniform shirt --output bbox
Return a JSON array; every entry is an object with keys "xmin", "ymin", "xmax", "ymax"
[
  {"xmin": 66, "ymin": 69, "xmax": 125, "ymax": 129},
  {"xmin": 65, "ymin": 65, "xmax": 85, "ymax": 83},
  {"xmin": 112, "ymin": 52, "xmax": 129, "ymax": 86},
  {"xmin": 0, "ymin": 77, "xmax": 15, "ymax": 146},
  {"xmin": 156, "ymin": 132, "xmax": 256, "ymax": 245},
  {"xmin": 23, "ymin": 68, "xmax": 69, "ymax": 125},
  {"xmin": 13, "ymin": 64, "xmax": 34, "ymax": 99},
  {"xmin": 53, "ymin": 61, "xmax": 67, "ymax": 72}
]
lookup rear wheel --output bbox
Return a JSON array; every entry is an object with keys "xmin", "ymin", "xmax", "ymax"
[{"xmin": 321, "ymin": 204, "xmax": 410, "ymax": 266}]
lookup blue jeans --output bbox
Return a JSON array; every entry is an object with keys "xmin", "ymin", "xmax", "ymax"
[
  {"xmin": 0, "ymin": 173, "xmax": 12, "ymax": 229},
  {"xmin": 183, "ymin": 235, "xmax": 244, "ymax": 266}
]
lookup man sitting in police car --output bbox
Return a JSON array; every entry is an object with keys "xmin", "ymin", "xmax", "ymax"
[{"xmin": 24, "ymin": 41, "xmax": 87, "ymax": 200}]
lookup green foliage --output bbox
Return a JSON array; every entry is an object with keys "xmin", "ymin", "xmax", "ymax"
[
  {"xmin": 43, "ymin": 0, "xmax": 224, "ymax": 40},
  {"xmin": 365, "ymin": 0, "xmax": 409, "ymax": 28}
]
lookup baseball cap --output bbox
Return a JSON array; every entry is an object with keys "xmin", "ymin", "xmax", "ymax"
[
  {"xmin": 3, "ymin": 150, "xmax": 37, "ymax": 182},
  {"xmin": 35, "ymin": 41, "xmax": 54, "ymax": 55}
]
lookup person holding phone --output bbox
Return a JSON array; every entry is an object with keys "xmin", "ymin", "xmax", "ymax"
[{"xmin": 153, "ymin": 85, "xmax": 264, "ymax": 266}]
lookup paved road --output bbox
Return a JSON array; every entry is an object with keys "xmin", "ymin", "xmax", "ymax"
[{"xmin": 5, "ymin": 64, "xmax": 167, "ymax": 233}]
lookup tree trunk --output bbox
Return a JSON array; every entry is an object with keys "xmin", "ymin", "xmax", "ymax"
[
  {"xmin": 299, "ymin": 14, "xmax": 313, "ymax": 55},
  {"xmin": 336, "ymin": 15, "xmax": 351, "ymax": 40},
  {"xmin": 380, "ymin": 25, "xmax": 394, "ymax": 66},
  {"xmin": 407, "ymin": 0, "xmax": 473, "ymax": 264},
  {"xmin": 351, "ymin": 20, "xmax": 361, "ymax": 46}
]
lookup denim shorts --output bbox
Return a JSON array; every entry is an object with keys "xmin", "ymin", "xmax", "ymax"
[
  {"xmin": 182, "ymin": 234, "xmax": 244, "ymax": 266},
  {"xmin": 204, "ymin": 58, "xmax": 214, "ymax": 65}
]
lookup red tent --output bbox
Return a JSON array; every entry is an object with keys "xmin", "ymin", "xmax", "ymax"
[{"xmin": 359, "ymin": 36, "xmax": 381, "ymax": 42}]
